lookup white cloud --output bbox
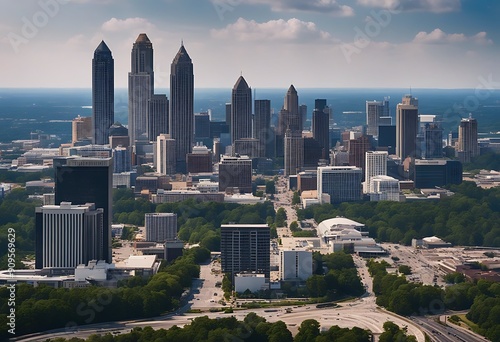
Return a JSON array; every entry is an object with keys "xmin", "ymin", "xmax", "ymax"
[
  {"xmin": 357, "ymin": 0, "xmax": 460, "ymax": 13},
  {"xmin": 472, "ymin": 32, "xmax": 493, "ymax": 45},
  {"xmin": 413, "ymin": 29, "xmax": 493, "ymax": 45},
  {"xmin": 211, "ymin": 18, "xmax": 333, "ymax": 42},
  {"xmin": 213, "ymin": 0, "xmax": 355, "ymax": 16},
  {"xmin": 101, "ymin": 17, "xmax": 154, "ymax": 32}
]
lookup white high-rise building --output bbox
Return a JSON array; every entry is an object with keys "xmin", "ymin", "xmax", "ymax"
[
  {"xmin": 35, "ymin": 202, "xmax": 104, "ymax": 269},
  {"xmin": 145, "ymin": 213, "xmax": 177, "ymax": 242},
  {"xmin": 365, "ymin": 151, "xmax": 388, "ymax": 193},
  {"xmin": 155, "ymin": 134, "xmax": 176, "ymax": 175}
]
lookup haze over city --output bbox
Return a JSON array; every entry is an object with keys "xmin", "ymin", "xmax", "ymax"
[{"xmin": 1, "ymin": 0, "xmax": 499, "ymax": 88}]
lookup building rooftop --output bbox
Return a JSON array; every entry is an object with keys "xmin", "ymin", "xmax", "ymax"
[
  {"xmin": 135, "ymin": 33, "xmax": 151, "ymax": 44},
  {"xmin": 116, "ymin": 255, "xmax": 157, "ymax": 269},
  {"xmin": 233, "ymin": 75, "xmax": 250, "ymax": 90}
]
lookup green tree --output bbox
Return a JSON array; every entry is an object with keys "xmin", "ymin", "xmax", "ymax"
[
  {"xmin": 398, "ymin": 265, "xmax": 412, "ymax": 275},
  {"xmin": 292, "ymin": 191, "xmax": 301, "ymax": 205},
  {"xmin": 294, "ymin": 319, "xmax": 320, "ymax": 342},
  {"xmin": 266, "ymin": 180, "xmax": 276, "ymax": 194}
]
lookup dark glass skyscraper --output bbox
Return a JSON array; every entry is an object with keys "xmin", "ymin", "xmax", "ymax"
[
  {"xmin": 148, "ymin": 94, "xmax": 169, "ymax": 141},
  {"xmin": 254, "ymin": 99, "xmax": 271, "ymax": 157},
  {"xmin": 312, "ymin": 99, "xmax": 330, "ymax": 160},
  {"xmin": 231, "ymin": 76, "xmax": 252, "ymax": 144},
  {"xmin": 92, "ymin": 41, "xmax": 114, "ymax": 145},
  {"xmin": 396, "ymin": 95, "xmax": 419, "ymax": 160},
  {"xmin": 128, "ymin": 33, "xmax": 154, "ymax": 145},
  {"xmin": 53, "ymin": 157, "xmax": 113, "ymax": 263},
  {"xmin": 170, "ymin": 43, "xmax": 194, "ymax": 172}
]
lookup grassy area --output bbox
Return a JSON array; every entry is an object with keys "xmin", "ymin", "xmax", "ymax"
[
  {"xmin": 186, "ymin": 309, "xmax": 203, "ymax": 313},
  {"xmin": 457, "ymin": 314, "xmax": 484, "ymax": 335}
]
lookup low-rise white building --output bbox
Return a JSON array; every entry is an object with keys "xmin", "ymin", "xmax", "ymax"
[{"xmin": 234, "ymin": 273, "xmax": 268, "ymax": 293}]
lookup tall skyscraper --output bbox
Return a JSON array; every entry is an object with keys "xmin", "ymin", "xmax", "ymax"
[
  {"xmin": 278, "ymin": 85, "xmax": 302, "ymax": 162},
  {"xmin": 220, "ymin": 224, "xmax": 270, "ymax": 280},
  {"xmin": 170, "ymin": 43, "xmax": 194, "ymax": 172},
  {"xmin": 284, "ymin": 85, "xmax": 299, "ymax": 117},
  {"xmin": 92, "ymin": 41, "xmax": 114, "ymax": 145},
  {"xmin": 35, "ymin": 202, "xmax": 104, "ymax": 269},
  {"xmin": 145, "ymin": 213, "xmax": 177, "ymax": 242},
  {"xmin": 365, "ymin": 151, "xmax": 388, "ymax": 193},
  {"xmin": 396, "ymin": 95, "xmax": 419, "ymax": 160},
  {"xmin": 225, "ymin": 103, "xmax": 231, "ymax": 131},
  {"xmin": 312, "ymin": 99, "xmax": 330, "ymax": 160},
  {"xmin": 277, "ymin": 85, "xmax": 302, "ymax": 135},
  {"xmin": 284, "ymin": 129, "xmax": 303, "ymax": 176},
  {"xmin": 366, "ymin": 100, "xmax": 383, "ymax": 137},
  {"xmin": 148, "ymin": 94, "xmax": 169, "ymax": 142},
  {"xmin": 457, "ymin": 115, "xmax": 479, "ymax": 163},
  {"xmin": 424, "ymin": 123, "xmax": 443, "ymax": 159},
  {"xmin": 128, "ymin": 33, "xmax": 154, "ymax": 145},
  {"xmin": 53, "ymin": 157, "xmax": 113, "ymax": 263},
  {"xmin": 317, "ymin": 166, "xmax": 363, "ymax": 204},
  {"xmin": 231, "ymin": 76, "xmax": 252, "ymax": 144},
  {"xmin": 348, "ymin": 135, "xmax": 371, "ymax": 171},
  {"xmin": 299, "ymin": 104, "xmax": 308, "ymax": 129},
  {"xmin": 254, "ymin": 99, "xmax": 271, "ymax": 157}
]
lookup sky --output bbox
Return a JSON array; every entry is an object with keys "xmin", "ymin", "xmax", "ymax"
[{"xmin": 0, "ymin": 0, "xmax": 498, "ymax": 89}]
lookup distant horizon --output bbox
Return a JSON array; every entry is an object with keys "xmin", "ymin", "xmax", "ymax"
[{"xmin": 0, "ymin": 87, "xmax": 493, "ymax": 91}]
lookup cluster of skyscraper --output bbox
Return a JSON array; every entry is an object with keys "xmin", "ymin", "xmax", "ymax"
[
  {"xmin": 91, "ymin": 34, "xmax": 335, "ymax": 177},
  {"xmin": 91, "ymin": 34, "xmax": 194, "ymax": 173}
]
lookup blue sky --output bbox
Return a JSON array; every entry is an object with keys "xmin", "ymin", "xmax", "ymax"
[{"xmin": 0, "ymin": 0, "xmax": 498, "ymax": 88}]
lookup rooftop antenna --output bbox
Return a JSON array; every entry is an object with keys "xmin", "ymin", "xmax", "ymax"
[
  {"xmin": 181, "ymin": 39, "xmax": 183, "ymax": 46},
  {"xmin": 410, "ymin": 86, "xmax": 412, "ymax": 96}
]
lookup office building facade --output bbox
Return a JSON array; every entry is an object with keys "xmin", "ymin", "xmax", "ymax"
[
  {"xmin": 35, "ymin": 202, "xmax": 104, "ymax": 269},
  {"xmin": 365, "ymin": 151, "xmax": 388, "ymax": 193},
  {"xmin": 220, "ymin": 224, "xmax": 270, "ymax": 280},
  {"xmin": 396, "ymin": 95, "xmax": 419, "ymax": 160},
  {"xmin": 457, "ymin": 116, "xmax": 479, "ymax": 163},
  {"xmin": 231, "ymin": 76, "xmax": 252, "ymax": 144},
  {"xmin": 424, "ymin": 123, "xmax": 443, "ymax": 159},
  {"xmin": 254, "ymin": 99, "xmax": 271, "ymax": 158},
  {"xmin": 148, "ymin": 94, "xmax": 169, "ymax": 142},
  {"xmin": 312, "ymin": 99, "xmax": 330, "ymax": 160},
  {"xmin": 155, "ymin": 134, "xmax": 176, "ymax": 175},
  {"xmin": 170, "ymin": 43, "xmax": 194, "ymax": 172},
  {"xmin": 317, "ymin": 166, "xmax": 363, "ymax": 204},
  {"xmin": 53, "ymin": 157, "xmax": 113, "ymax": 263},
  {"xmin": 92, "ymin": 41, "xmax": 114, "ymax": 145},
  {"xmin": 128, "ymin": 33, "xmax": 154, "ymax": 146},
  {"xmin": 280, "ymin": 250, "xmax": 313, "ymax": 281},
  {"xmin": 284, "ymin": 129, "xmax": 304, "ymax": 176},
  {"xmin": 145, "ymin": 213, "xmax": 177, "ymax": 242},
  {"xmin": 413, "ymin": 159, "xmax": 462, "ymax": 188},
  {"xmin": 218, "ymin": 155, "xmax": 252, "ymax": 193}
]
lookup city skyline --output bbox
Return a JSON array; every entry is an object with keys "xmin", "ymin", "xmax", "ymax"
[{"xmin": 0, "ymin": 1, "xmax": 498, "ymax": 89}]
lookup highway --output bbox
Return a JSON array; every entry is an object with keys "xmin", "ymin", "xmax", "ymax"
[{"xmin": 412, "ymin": 316, "xmax": 488, "ymax": 342}]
